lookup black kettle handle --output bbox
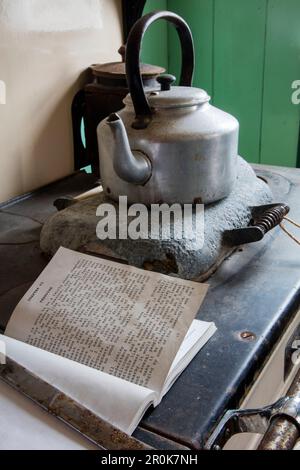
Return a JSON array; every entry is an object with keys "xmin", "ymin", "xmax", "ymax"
[{"xmin": 126, "ymin": 10, "xmax": 195, "ymax": 129}]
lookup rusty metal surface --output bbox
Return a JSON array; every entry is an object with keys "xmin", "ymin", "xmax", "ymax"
[
  {"xmin": 205, "ymin": 366, "xmax": 300, "ymax": 450},
  {"xmin": 258, "ymin": 371, "xmax": 300, "ymax": 450},
  {"xmin": 0, "ymin": 356, "xmax": 152, "ymax": 450},
  {"xmin": 258, "ymin": 417, "xmax": 299, "ymax": 450},
  {"xmin": 204, "ymin": 396, "xmax": 292, "ymax": 450},
  {"xmin": 91, "ymin": 62, "xmax": 164, "ymax": 79}
]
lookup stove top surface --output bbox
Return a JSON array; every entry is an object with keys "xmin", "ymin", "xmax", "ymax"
[{"xmin": 0, "ymin": 164, "xmax": 299, "ymax": 449}]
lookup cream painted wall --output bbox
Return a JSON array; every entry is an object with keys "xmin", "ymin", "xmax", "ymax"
[{"xmin": 0, "ymin": 0, "xmax": 122, "ymax": 202}]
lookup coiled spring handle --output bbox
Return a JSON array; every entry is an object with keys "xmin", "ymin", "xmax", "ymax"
[{"xmin": 225, "ymin": 203, "xmax": 290, "ymax": 246}]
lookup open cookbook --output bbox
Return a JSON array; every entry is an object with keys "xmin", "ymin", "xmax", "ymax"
[{"xmin": 2, "ymin": 247, "xmax": 216, "ymax": 435}]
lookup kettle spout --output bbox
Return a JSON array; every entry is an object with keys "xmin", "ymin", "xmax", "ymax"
[{"xmin": 106, "ymin": 113, "xmax": 152, "ymax": 185}]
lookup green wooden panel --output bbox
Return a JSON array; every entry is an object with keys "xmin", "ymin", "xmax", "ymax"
[
  {"xmin": 297, "ymin": 125, "xmax": 300, "ymax": 167},
  {"xmin": 260, "ymin": 0, "xmax": 300, "ymax": 167},
  {"xmin": 142, "ymin": 0, "xmax": 300, "ymax": 167},
  {"xmin": 214, "ymin": 0, "xmax": 267, "ymax": 164},
  {"xmin": 167, "ymin": 0, "xmax": 214, "ymax": 95},
  {"xmin": 142, "ymin": 0, "xmax": 169, "ymax": 70}
]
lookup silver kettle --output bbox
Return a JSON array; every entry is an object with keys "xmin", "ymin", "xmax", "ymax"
[{"xmin": 97, "ymin": 11, "xmax": 239, "ymax": 205}]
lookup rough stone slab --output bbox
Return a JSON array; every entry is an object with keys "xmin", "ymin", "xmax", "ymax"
[{"xmin": 40, "ymin": 158, "xmax": 272, "ymax": 280}]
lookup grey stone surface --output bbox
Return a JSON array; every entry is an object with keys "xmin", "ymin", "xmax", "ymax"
[{"xmin": 40, "ymin": 158, "xmax": 273, "ymax": 280}]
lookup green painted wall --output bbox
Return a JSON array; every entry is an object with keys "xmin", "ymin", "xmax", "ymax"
[
  {"xmin": 260, "ymin": 0, "xmax": 300, "ymax": 167},
  {"xmin": 167, "ymin": 1, "xmax": 214, "ymax": 95},
  {"xmin": 213, "ymin": 0, "xmax": 267, "ymax": 164},
  {"xmin": 143, "ymin": 0, "xmax": 300, "ymax": 167},
  {"xmin": 142, "ymin": 0, "xmax": 168, "ymax": 70}
]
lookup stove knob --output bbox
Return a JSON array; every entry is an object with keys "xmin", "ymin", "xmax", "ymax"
[{"xmin": 157, "ymin": 74, "xmax": 176, "ymax": 91}]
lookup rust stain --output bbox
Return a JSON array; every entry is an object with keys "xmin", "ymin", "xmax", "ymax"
[{"xmin": 143, "ymin": 253, "xmax": 178, "ymax": 274}]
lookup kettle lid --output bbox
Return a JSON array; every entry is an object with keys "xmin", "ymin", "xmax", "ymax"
[
  {"xmin": 124, "ymin": 86, "xmax": 210, "ymax": 109},
  {"xmin": 148, "ymin": 86, "xmax": 210, "ymax": 109}
]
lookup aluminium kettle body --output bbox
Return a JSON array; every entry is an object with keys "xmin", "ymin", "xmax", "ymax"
[{"xmin": 97, "ymin": 11, "xmax": 239, "ymax": 205}]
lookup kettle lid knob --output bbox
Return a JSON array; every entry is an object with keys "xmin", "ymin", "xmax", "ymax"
[{"xmin": 157, "ymin": 74, "xmax": 176, "ymax": 91}]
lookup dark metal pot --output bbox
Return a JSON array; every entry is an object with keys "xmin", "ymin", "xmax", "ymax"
[{"xmin": 72, "ymin": 47, "xmax": 164, "ymax": 176}]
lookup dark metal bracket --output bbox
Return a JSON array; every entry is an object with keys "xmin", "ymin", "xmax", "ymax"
[
  {"xmin": 122, "ymin": 0, "xmax": 147, "ymax": 43},
  {"xmin": 204, "ymin": 394, "xmax": 300, "ymax": 450},
  {"xmin": 224, "ymin": 203, "xmax": 290, "ymax": 246},
  {"xmin": 205, "ymin": 368, "xmax": 300, "ymax": 451}
]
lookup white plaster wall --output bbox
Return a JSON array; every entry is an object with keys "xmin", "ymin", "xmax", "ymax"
[{"xmin": 0, "ymin": 0, "xmax": 122, "ymax": 202}]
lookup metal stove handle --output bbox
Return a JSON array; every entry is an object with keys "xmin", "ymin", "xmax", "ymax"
[
  {"xmin": 125, "ymin": 10, "xmax": 195, "ymax": 129},
  {"xmin": 224, "ymin": 203, "xmax": 290, "ymax": 246},
  {"xmin": 205, "ymin": 370, "xmax": 300, "ymax": 450}
]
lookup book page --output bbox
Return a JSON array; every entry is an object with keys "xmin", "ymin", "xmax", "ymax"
[
  {"xmin": 5, "ymin": 247, "xmax": 208, "ymax": 393},
  {"xmin": 1, "ymin": 334, "xmax": 155, "ymax": 436},
  {"xmin": 162, "ymin": 320, "xmax": 217, "ymax": 399}
]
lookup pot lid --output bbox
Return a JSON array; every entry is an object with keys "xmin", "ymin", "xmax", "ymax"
[
  {"xmin": 91, "ymin": 45, "xmax": 165, "ymax": 80},
  {"xmin": 124, "ymin": 86, "xmax": 210, "ymax": 109},
  {"xmin": 91, "ymin": 61, "xmax": 165, "ymax": 79}
]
